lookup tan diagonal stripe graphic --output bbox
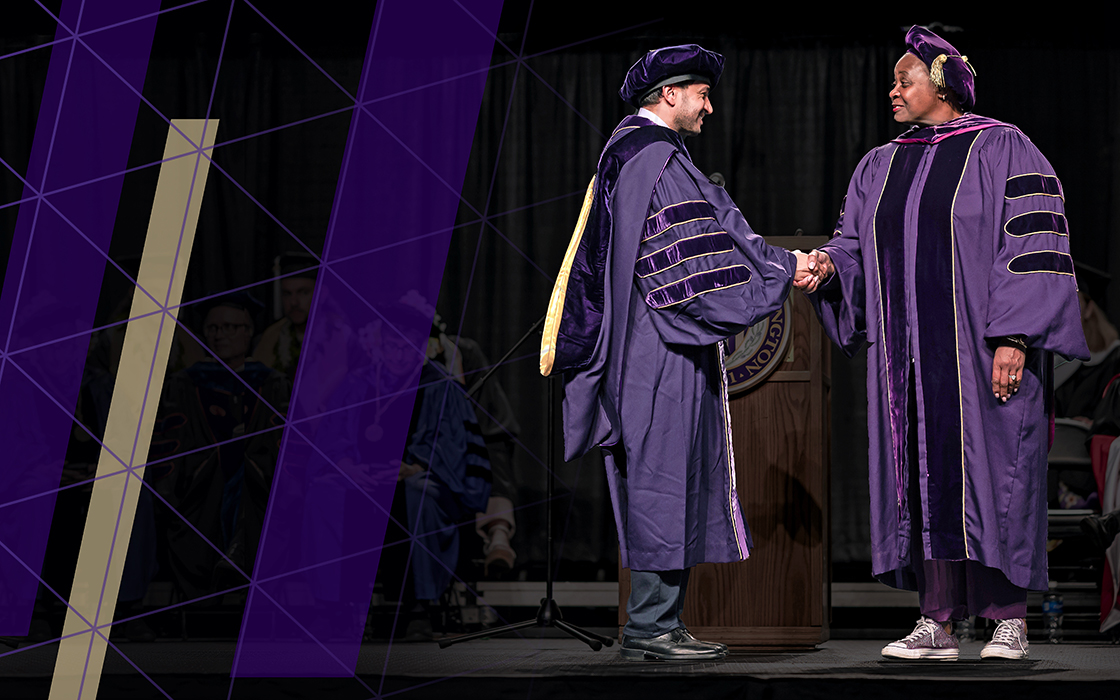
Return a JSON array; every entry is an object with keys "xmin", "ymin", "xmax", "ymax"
[{"xmin": 50, "ymin": 119, "xmax": 218, "ymax": 700}]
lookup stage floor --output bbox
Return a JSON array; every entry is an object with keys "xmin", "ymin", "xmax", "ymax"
[
  {"xmin": 367, "ymin": 635, "xmax": 1120, "ymax": 682},
  {"xmin": 2, "ymin": 633, "xmax": 1118, "ymax": 699}
]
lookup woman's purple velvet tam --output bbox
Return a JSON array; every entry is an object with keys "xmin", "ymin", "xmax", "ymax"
[
  {"xmin": 905, "ymin": 25, "xmax": 977, "ymax": 110},
  {"xmin": 619, "ymin": 44, "xmax": 724, "ymax": 107}
]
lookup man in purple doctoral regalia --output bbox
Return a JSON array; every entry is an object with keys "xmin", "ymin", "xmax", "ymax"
[
  {"xmin": 539, "ymin": 45, "xmax": 814, "ymax": 661},
  {"xmin": 806, "ymin": 26, "xmax": 1090, "ymax": 661}
]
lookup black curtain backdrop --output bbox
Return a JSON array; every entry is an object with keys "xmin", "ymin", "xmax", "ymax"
[
  {"xmin": 438, "ymin": 11, "xmax": 1120, "ymax": 573},
  {"xmin": 2, "ymin": 2, "xmax": 1118, "ymax": 577}
]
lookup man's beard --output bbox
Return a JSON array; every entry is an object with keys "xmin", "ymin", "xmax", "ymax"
[{"xmin": 672, "ymin": 108, "xmax": 702, "ymax": 137}]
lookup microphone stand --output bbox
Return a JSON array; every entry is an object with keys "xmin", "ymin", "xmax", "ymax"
[{"xmin": 439, "ymin": 316, "xmax": 614, "ymax": 651}]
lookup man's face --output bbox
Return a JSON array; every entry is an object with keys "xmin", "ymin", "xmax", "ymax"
[
  {"xmin": 889, "ymin": 53, "xmax": 942, "ymax": 125},
  {"xmin": 1078, "ymin": 290, "xmax": 1092, "ymax": 330},
  {"xmin": 203, "ymin": 305, "xmax": 252, "ymax": 363},
  {"xmin": 358, "ymin": 322, "xmax": 420, "ymax": 379},
  {"xmin": 281, "ymin": 277, "xmax": 315, "ymax": 326},
  {"xmin": 670, "ymin": 82, "xmax": 712, "ymax": 137}
]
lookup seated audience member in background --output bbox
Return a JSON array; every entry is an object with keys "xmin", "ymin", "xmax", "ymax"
[
  {"xmin": 257, "ymin": 253, "xmax": 358, "ymax": 427},
  {"xmin": 1055, "ymin": 263, "xmax": 1120, "ymax": 423},
  {"xmin": 1052, "ymin": 264, "xmax": 1120, "ymax": 510},
  {"xmin": 446, "ymin": 331, "xmax": 519, "ymax": 577},
  {"xmin": 150, "ymin": 295, "xmax": 290, "ymax": 599},
  {"xmin": 18, "ymin": 299, "xmax": 161, "ymax": 644},
  {"xmin": 311, "ymin": 293, "xmax": 491, "ymax": 639},
  {"xmin": 256, "ymin": 253, "xmax": 318, "ymax": 379},
  {"xmin": 1080, "ymin": 370, "xmax": 1120, "ymax": 555},
  {"xmin": 1081, "ymin": 508, "xmax": 1120, "ymax": 551}
]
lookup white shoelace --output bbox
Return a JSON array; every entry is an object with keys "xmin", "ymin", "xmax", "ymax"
[
  {"xmin": 900, "ymin": 617, "xmax": 940, "ymax": 643},
  {"xmin": 990, "ymin": 620, "xmax": 1024, "ymax": 647}
]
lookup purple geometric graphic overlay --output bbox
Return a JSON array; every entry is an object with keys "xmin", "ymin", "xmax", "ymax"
[
  {"xmin": 233, "ymin": 0, "xmax": 505, "ymax": 677},
  {"xmin": 0, "ymin": 0, "xmax": 159, "ymax": 635}
]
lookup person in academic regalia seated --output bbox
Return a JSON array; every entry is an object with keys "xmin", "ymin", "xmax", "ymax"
[
  {"xmin": 541, "ymin": 45, "xmax": 815, "ymax": 662},
  {"xmin": 255, "ymin": 253, "xmax": 318, "ymax": 380},
  {"xmin": 1051, "ymin": 263, "xmax": 1120, "ymax": 509},
  {"xmin": 306, "ymin": 295, "xmax": 491, "ymax": 639},
  {"xmin": 149, "ymin": 295, "xmax": 290, "ymax": 600},
  {"xmin": 445, "ymin": 333, "xmax": 521, "ymax": 578},
  {"xmin": 807, "ymin": 26, "xmax": 1090, "ymax": 661},
  {"xmin": 1055, "ymin": 263, "xmax": 1120, "ymax": 426}
]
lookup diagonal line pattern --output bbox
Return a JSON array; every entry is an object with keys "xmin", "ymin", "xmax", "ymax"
[
  {"xmin": 233, "ymin": 0, "xmax": 527, "ymax": 679},
  {"xmin": 6, "ymin": 0, "xmax": 638, "ymax": 277},
  {"xmin": 51, "ymin": 116, "xmax": 219, "ymax": 699},
  {"xmin": 428, "ymin": 4, "xmax": 600, "ymax": 679},
  {"xmin": 240, "ymin": 0, "xmax": 636, "ymax": 680},
  {"xmin": 0, "ymin": 0, "xmax": 682, "ymax": 693},
  {"xmin": 0, "ymin": 4, "xmax": 82, "ymax": 387},
  {"xmin": 0, "ymin": 534, "xmax": 178, "ymax": 700},
  {"xmin": 0, "ymin": 0, "xmax": 100, "ymax": 653},
  {"xmin": 4, "ymin": 2, "xmax": 632, "ymax": 310},
  {"xmin": 230, "ymin": 0, "xmax": 394, "ymax": 678},
  {"xmin": 446, "ymin": 0, "xmax": 535, "ymax": 407}
]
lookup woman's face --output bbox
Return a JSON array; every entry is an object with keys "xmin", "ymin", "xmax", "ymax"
[{"xmin": 889, "ymin": 53, "xmax": 944, "ymax": 125}]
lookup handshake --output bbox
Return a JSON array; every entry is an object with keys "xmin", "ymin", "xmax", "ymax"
[{"xmin": 792, "ymin": 249, "xmax": 833, "ymax": 293}]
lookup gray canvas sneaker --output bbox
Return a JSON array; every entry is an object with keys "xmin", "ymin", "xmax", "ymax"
[
  {"xmin": 881, "ymin": 616, "xmax": 959, "ymax": 660},
  {"xmin": 980, "ymin": 618, "xmax": 1029, "ymax": 660}
]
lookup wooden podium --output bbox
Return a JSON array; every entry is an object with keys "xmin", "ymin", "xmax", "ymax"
[{"xmin": 619, "ymin": 237, "xmax": 832, "ymax": 648}]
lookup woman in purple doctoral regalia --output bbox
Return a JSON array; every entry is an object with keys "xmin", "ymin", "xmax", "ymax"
[{"xmin": 807, "ymin": 26, "xmax": 1089, "ymax": 661}]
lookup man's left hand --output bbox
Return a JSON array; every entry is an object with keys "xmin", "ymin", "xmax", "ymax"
[{"xmin": 991, "ymin": 346, "xmax": 1026, "ymax": 403}]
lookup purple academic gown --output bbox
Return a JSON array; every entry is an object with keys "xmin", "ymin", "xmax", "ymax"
[
  {"xmin": 553, "ymin": 115, "xmax": 796, "ymax": 571},
  {"xmin": 812, "ymin": 115, "xmax": 1089, "ymax": 592}
]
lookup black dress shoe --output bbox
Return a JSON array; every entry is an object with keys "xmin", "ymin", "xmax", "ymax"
[
  {"xmin": 672, "ymin": 627, "xmax": 729, "ymax": 655},
  {"xmin": 1081, "ymin": 510, "xmax": 1120, "ymax": 551},
  {"xmin": 620, "ymin": 628, "xmax": 724, "ymax": 662}
]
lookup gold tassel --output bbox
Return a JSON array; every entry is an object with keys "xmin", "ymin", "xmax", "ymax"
[
  {"xmin": 961, "ymin": 55, "xmax": 977, "ymax": 77},
  {"xmin": 930, "ymin": 53, "xmax": 948, "ymax": 89}
]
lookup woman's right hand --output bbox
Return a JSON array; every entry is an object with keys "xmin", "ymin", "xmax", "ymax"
[
  {"xmin": 808, "ymin": 249, "xmax": 834, "ymax": 282},
  {"xmin": 793, "ymin": 249, "xmax": 833, "ymax": 292}
]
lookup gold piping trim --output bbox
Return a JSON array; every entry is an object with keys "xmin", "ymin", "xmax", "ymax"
[
  {"xmin": 1002, "ymin": 210, "xmax": 1068, "ymax": 237},
  {"xmin": 635, "ymin": 240, "xmax": 734, "ymax": 278},
  {"xmin": 647, "ymin": 199, "xmax": 707, "ymax": 220},
  {"xmin": 1005, "ymin": 173, "xmax": 1064, "ymax": 201},
  {"xmin": 869, "ymin": 148, "xmax": 898, "ymax": 514},
  {"xmin": 1005, "ymin": 193, "xmax": 1064, "ymax": 201},
  {"xmin": 1007, "ymin": 172, "xmax": 1060, "ymax": 180},
  {"xmin": 1005, "ymin": 250, "xmax": 1076, "ymax": 277},
  {"xmin": 716, "ymin": 340, "xmax": 744, "ymax": 559},
  {"xmin": 610, "ymin": 124, "xmax": 641, "ymax": 139},
  {"xmin": 644, "ymin": 264, "xmax": 752, "ymax": 308},
  {"xmin": 540, "ymin": 176, "xmax": 596, "ymax": 377},
  {"xmin": 639, "ymin": 230, "xmax": 729, "ymax": 260},
  {"xmin": 951, "ymin": 131, "xmax": 983, "ymax": 560},
  {"xmin": 641, "ymin": 217, "xmax": 715, "ymax": 244}
]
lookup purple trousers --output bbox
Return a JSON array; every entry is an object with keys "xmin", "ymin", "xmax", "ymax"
[
  {"xmin": 916, "ymin": 559, "xmax": 1028, "ymax": 622},
  {"xmin": 906, "ymin": 368, "xmax": 1029, "ymax": 622}
]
